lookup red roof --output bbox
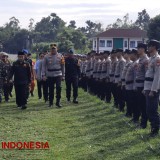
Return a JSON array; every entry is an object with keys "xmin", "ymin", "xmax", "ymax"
[{"xmin": 95, "ymin": 28, "xmax": 147, "ymax": 38}]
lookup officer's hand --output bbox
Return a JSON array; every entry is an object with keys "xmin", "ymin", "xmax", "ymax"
[
  {"xmin": 149, "ymin": 91, "xmax": 154, "ymax": 97},
  {"xmin": 62, "ymin": 77, "xmax": 65, "ymax": 81}
]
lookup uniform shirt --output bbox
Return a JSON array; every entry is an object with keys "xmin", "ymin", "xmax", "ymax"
[
  {"xmin": 135, "ymin": 54, "xmax": 149, "ymax": 88},
  {"xmin": 93, "ymin": 59, "xmax": 100, "ymax": 79},
  {"xmin": 125, "ymin": 60, "xmax": 138, "ymax": 90},
  {"xmin": 65, "ymin": 56, "xmax": 80, "ymax": 79},
  {"xmin": 109, "ymin": 58, "xmax": 118, "ymax": 83},
  {"xmin": 144, "ymin": 52, "xmax": 160, "ymax": 92},
  {"xmin": 101, "ymin": 58, "xmax": 111, "ymax": 80},
  {"xmin": 121, "ymin": 60, "xmax": 132, "ymax": 86},
  {"xmin": 42, "ymin": 53, "xmax": 65, "ymax": 78},
  {"xmin": 115, "ymin": 58, "xmax": 126, "ymax": 84},
  {"xmin": 86, "ymin": 59, "xmax": 92, "ymax": 78},
  {"xmin": 10, "ymin": 60, "xmax": 31, "ymax": 85},
  {"xmin": 96, "ymin": 59, "xmax": 102, "ymax": 79}
]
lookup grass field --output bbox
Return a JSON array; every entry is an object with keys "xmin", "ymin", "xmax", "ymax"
[{"xmin": 1, "ymin": 84, "xmax": 160, "ymax": 160}]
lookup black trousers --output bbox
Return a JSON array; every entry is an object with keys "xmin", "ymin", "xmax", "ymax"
[
  {"xmin": 111, "ymin": 83, "xmax": 118, "ymax": 106},
  {"xmin": 48, "ymin": 76, "xmax": 62, "ymax": 105},
  {"xmin": 116, "ymin": 85, "xmax": 125, "ymax": 111},
  {"xmin": 3, "ymin": 82, "xmax": 10, "ymax": 101},
  {"xmin": 145, "ymin": 91, "xmax": 159, "ymax": 129},
  {"xmin": 66, "ymin": 77, "xmax": 78, "ymax": 100},
  {"xmin": 14, "ymin": 84, "xmax": 27, "ymax": 106},
  {"xmin": 105, "ymin": 82, "xmax": 112, "ymax": 103},
  {"xmin": 37, "ymin": 80, "xmax": 48, "ymax": 101},
  {"xmin": 136, "ymin": 87, "xmax": 147, "ymax": 125},
  {"xmin": 126, "ymin": 90, "xmax": 135, "ymax": 116}
]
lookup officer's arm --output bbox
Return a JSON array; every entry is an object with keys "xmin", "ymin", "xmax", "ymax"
[
  {"xmin": 151, "ymin": 58, "xmax": 160, "ymax": 92},
  {"xmin": 42, "ymin": 56, "xmax": 47, "ymax": 77},
  {"xmin": 61, "ymin": 56, "xmax": 65, "ymax": 78}
]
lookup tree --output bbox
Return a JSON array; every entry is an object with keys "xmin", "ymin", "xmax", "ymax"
[
  {"xmin": 135, "ymin": 9, "xmax": 150, "ymax": 31},
  {"xmin": 148, "ymin": 15, "xmax": 160, "ymax": 40},
  {"xmin": 68, "ymin": 20, "xmax": 76, "ymax": 29},
  {"xmin": 28, "ymin": 18, "xmax": 35, "ymax": 31}
]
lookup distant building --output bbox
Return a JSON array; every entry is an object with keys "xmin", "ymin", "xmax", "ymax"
[{"xmin": 92, "ymin": 28, "xmax": 147, "ymax": 53}]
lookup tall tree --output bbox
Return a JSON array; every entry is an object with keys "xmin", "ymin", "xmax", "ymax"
[
  {"xmin": 28, "ymin": 18, "xmax": 35, "ymax": 31},
  {"xmin": 68, "ymin": 20, "xmax": 76, "ymax": 29},
  {"xmin": 135, "ymin": 9, "xmax": 150, "ymax": 31},
  {"xmin": 148, "ymin": 15, "xmax": 160, "ymax": 40}
]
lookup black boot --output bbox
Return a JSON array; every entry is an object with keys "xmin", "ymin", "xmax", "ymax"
[
  {"xmin": 56, "ymin": 100, "xmax": 62, "ymax": 108},
  {"xmin": 73, "ymin": 98, "xmax": 78, "ymax": 104},
  {"xmin": 149, "ymin": 128, "xmax": 159, "ymax": 137}
]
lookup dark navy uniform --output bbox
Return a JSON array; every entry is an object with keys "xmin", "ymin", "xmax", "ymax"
[
  {"xmin": 10, "ymin": 52, "xmax": 31, "ymax": 109},
  {"xmin": 65, "ymin": 50, "xmax": 80, "ymax": 103}
]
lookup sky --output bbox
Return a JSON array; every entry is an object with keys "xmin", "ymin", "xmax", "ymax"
[{"xmin": 0, "ymin": 0, "xmax": 160, "ymax": 29}]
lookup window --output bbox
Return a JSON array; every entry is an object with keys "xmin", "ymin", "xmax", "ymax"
[
  {"xmin": 130, "ymin": 41, "xmax": 135, "ymax": 48},
  {"xmin": 124, "ymin": 41, "xmax": 128, "ymax": 48},
  {"xmin": 107, "ymin": 40, "xmax": 112, "ymax": 47},
  {"xmin": 99, "ymin": 40, "xmax": 105, "ymax": 47}
]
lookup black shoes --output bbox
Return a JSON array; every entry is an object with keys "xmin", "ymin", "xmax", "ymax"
[
  {"xmin": 56, "ymin": 102, "xmax": 62, "ymax": 108},
  {"xmin": 73, "ymin": 99, "xmax": 78, "ymax": 104},
  {"xmin": 21, "ymin": 105, "xmax": 27, "ymax": 110},
  {"xmin": 149, "ymin": 128, "xmax": 159, "ymax": 137}
]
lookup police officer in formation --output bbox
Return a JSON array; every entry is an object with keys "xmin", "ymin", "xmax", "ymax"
[{"xmin": 79, "ymin": 39, "xmax": 160, "ymax": 137}]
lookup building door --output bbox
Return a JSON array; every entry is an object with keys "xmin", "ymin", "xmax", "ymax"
[{"xmin": 113, "ymin": 38, "xmax": 123, "ymax": 49}]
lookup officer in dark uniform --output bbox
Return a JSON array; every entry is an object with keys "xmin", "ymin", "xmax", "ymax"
[
  {"xmin": 9, "ymin": 51, "xmax": 31, "ymax": 109},
  {"xmin": 65, "ymin": 49, "xmax": 80, "ymax": 103}
]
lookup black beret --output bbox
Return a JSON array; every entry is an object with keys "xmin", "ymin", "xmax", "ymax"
[
  {"xmin": 18, "ymin": 51, "xmax": 24, "ymax": 56},
  {"xmin": 137, "ymin": 43, "xmax": 147, "ymax": 50},
  {"xmin": 111, "ymin": 49, "xmax": 116, "ymax": 54},
  {"xmin": 124, "ymin": 49, "xmax": 131, "ymax": 54},
  {"xmin": 103, "ymin": 50, "xmax": 110, "ymax": 55},
  {"xmin": 131, "ymin": 49, "xmax": 138, "ymax": 54},
  {"xmin": 116, "ymin": 48, "xmax": 123, "ymax": 53},
  {"xmin": 148, "ymin": 40, "xmax": 160, "ymax": 48}
]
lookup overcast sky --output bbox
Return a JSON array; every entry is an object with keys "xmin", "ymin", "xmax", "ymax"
[{"xmin": 0, "ymin": 0, "xmax": 160, "ymax": 29}]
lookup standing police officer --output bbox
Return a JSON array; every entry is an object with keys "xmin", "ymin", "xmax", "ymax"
[
  {"xmin": 42, "ymin": 44, "xmax": 65, "ymax": 108},
  {"xmin": 144, "ymin": 40, "xmax": 160, "ymax": 137},
  {"xmin": 65, "ymin": 49, "xmax": 80, "ymax": 103},
  {"xmin": 9, "ymin": 51, "xmax": 31, "ymax": 109}
]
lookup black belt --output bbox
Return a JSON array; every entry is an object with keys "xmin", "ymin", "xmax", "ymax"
[
  {"xmin": 110, "ymin": 74, "xmax": 114, "ymax": 77},
  {"xmin": 115, "ymin": 75, "xmax": 120, "ymax": 78},
  {"xmin": 102, "ymin": 71, "xmax": 107, "ymax": 73},
  {"xmin": 48, "ymin": 69, "xmax": 61, "ymax": 72},
  {"xmin": 145, "ymin": 77, "xmax": 153, "ymax": 81},
  {"xmin": 136, "ymin": 79, "xmax": 144, "ymax": 83},
  {"xmin": 126, "ymin": 80, "xmax": 133, "ymax": 84},
  {"xmin": 121, "ymin": 79, "xmax": 125, "ymax": 82},
  {"xmin": 93, "ymin": 72, "xmax": 96, "ymax": 74}
]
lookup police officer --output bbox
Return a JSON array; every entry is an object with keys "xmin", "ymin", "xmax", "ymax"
[
  {"xmin": 144, "ymin": 40, "xmax": 160, "ymax": 137},
  {"xmin": 9, "ymin": 51, "xmax": 31, "ymax": 109},
  {"xmin": 121, "ymin": 49, "xmax": 133, "ymax": 115},
  {"xmin": 135, "ymin": 43, "xmax": 149, "ymax": 127},
  {"xmin": 110, "ymin": 50, "xmax": 118, "ymax": 107},
  {"xmin": 42, "ymin": 44, "xmax": 65, "ymax": 108},
  {"xmin": 65, "ymin": 49, "xmax": 80, "ymax": 103},
  {"xmin": 125, "ymin": 49, "xmax": 138, "ymax": 118},
  {"xmin": 115, "ymin": 49, "xmax": 126, "ymax": 112}
]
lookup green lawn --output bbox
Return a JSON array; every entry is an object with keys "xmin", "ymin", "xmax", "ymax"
[{"xmin": 1, "ymin": 84, "xmax": 160, "ymax": 160}]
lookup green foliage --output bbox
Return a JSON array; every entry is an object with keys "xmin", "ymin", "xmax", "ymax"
[
  {"xmin": 1, "ymin": 85, "xmax": 160, "ymax": 159},
  {"xmin": 148, "ymin": 15, "xmax": 160, "ymax": 40}
]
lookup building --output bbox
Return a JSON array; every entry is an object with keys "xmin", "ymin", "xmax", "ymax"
[{"xmin": 92, "ymin": 28, "xmax": 147, "ymax": 53}]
